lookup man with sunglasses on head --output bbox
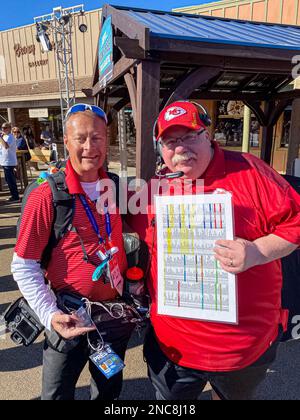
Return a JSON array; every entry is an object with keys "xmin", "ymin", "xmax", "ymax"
[
  {"xmin": 11, "ymin": 104, "xmax": 132, "ymax": 400},
  {"xmin": 0, "ymin": 122, "xmax": 19, "ymax": 202},
  {"xmin": 126, "ymin": 100, "xmax": 300, "ymax": 400}
]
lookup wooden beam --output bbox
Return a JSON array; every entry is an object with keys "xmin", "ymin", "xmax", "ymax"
[
  {"xmin": 287, "ymin": 98, "xmax": 300, "ymax": 175},
  {"xmin": 191, "ymin": 91, "xmax": 267, "ymax": 101},
  {"xmin": 104, "ymin": 4, "xmax": 150, "ymax": 51},
  {"xmin": 151, "ymin": 37, "xmax": 300, "ymax": 63},
  {"xmin": 114, "ymin": 37, "xmax": 146, "ymax": 59},
  {"xmin": 162, "ymin": 67, "xmax": 221, "ymax": 108},
  {"xmin": 124, "ymin": 73, "xmax": 137, "ymax": 126},
  {"xmin": 269, "ymin": 89, "xmax": 300, "ymax": 101},
  {"xmin": 107, "ymin": 96, "xmax": 130, "ymax": 125},
  {"xmin": 268, "ymin": 99, "xmax": 290, "ymax": 126},
  {"xmin": 82, "ymin": 88, "xmax": 93, "ymax": 98},
  {"xmin": 244, "ymin": 101, "xmax": 267, "ymax": 126},
  {"xmin": 136, "ymin": 60, "xmax": 160, "ymax": 181},
  {"xmin": 93, "ymin": 57, "xmax": 138, "ymax": 96},
  {"xmin": 157, "ymin": 52, "xmax": 293, "ymax": 74}
]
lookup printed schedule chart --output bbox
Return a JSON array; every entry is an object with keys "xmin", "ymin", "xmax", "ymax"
[{"xmin": 155, "ymin": 193, "xmax": 238, "ymax": 324}]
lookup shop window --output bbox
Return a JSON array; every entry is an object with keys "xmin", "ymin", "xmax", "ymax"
[
  {"xmin": 214, "ymin": 100, "xmax": 259, "ymax": 147},
  {"xmin": 280, "ymin": 109, "xmax": 291, "ymax": 149}
]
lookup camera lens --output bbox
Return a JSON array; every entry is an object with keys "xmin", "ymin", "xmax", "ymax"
[{"xmin": 11, "ymin": 332, "xmax": 23, "ymax": 345}]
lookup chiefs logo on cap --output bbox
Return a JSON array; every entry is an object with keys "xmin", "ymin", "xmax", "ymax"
[{"xmin": 164, "ymin": 106, "xmax": 187, "ymax": 122}]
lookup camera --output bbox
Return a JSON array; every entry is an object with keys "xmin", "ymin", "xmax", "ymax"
[{"xmin": 2, "ymin": 298, "xmax": 44, "ymax": 346}]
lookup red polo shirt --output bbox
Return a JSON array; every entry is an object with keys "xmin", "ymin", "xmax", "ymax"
[
  {"xmin": 15, "ymin": 160, "xmax": 127, "ymax": 302},
  {"xmin": 127, "ymin": 142, "xmax": 300, "ymax": 372}
]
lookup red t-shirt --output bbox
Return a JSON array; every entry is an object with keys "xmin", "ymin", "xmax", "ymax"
[
  {"xmin": 127, "ymin": 142, "xmax": 300, "ymax": 372},
  {"xmin": 15, "ymin": 161, "xmax": 127, "ymax": 302}
]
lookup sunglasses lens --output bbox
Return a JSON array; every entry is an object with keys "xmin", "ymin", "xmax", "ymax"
[{"xmin": 66, "ymin": 104, "xmax": 107, "ymax": 124}]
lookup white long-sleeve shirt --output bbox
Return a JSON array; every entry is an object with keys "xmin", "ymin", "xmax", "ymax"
[
  {"xmin": 11, "ymin": 181, "xmax": 101, "ymax": 331},
  {"xmin": 11, "ymin": 253, "xmax": 58, "ymax": 331}
]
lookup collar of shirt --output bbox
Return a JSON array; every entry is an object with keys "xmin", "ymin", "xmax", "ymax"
[
  {"xmin": 202, "ymin": 140, "xmax": 226, "ymax": 180},
  {"xmin": 65, "ymin": 159, "xmax": 107, "ymax": 195}
]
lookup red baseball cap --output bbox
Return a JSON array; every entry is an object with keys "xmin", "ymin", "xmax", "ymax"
[{"xmin": 156, "ymin": 101, "xmax": 207, "ymax": 140}]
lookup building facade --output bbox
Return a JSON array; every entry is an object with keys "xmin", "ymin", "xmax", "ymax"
[
  {"xmin": 174, "ymin": 0, "xmax": 300, "ymax": 24},
  {"xmin": 0, "ymin": 2, "xmax": 299, "ymax": 172},
  {"xmin": 0, "ymin": 9, "xmax": 102, "ymax": 145}
]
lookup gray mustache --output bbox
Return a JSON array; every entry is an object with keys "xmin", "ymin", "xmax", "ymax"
[{"xmin": 172, "ymin": 152, "xmax": 197, "ymax": 165}]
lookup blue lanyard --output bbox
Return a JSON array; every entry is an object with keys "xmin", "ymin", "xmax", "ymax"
[{"xmin": 79, "ymin": 195, "xmax": 112, "ymax": 244}]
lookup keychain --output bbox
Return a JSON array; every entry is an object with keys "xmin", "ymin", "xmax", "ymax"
[{"xmin": 83, "ymin": 299, "xmax": 126, "ymax": 380}]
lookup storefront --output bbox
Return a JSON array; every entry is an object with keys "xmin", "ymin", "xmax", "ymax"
[
  {"xmin": 194, "ymin": 99, "xmax": 293, "ymax": 173},
  {"xmin": 0, "ymin": 8, "xmax": 102, "ymax": 151}
]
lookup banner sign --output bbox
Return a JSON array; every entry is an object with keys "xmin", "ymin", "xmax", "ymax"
[{"xmin": 99, "ymin": 16, "xmax": 114, "ymax": 88}]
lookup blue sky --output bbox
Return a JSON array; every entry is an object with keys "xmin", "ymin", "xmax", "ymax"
[{"xmin": 0, "ymin": 0, "xmax": 213, "ymax": 31}]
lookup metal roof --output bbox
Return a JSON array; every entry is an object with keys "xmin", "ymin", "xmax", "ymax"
[{"xmin": 114, "ymin": 6, "xmax": 300, "ymax": 51}]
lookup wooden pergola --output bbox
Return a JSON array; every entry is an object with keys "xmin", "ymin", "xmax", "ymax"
[{"xmin": 92, "ymin": 4, "xmax": 300, "ymax": 180}]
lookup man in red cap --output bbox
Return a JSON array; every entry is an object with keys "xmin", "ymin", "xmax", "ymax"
[{"xmin": 127, "ymin": 100, "xmax": 300, "ymax": 400}]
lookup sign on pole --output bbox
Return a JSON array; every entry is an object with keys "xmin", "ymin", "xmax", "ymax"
[{"xmin": 99, "ymin": 16, "xmax": 114, "ymax": 88}]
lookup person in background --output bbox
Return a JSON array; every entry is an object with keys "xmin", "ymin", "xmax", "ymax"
[
  {"xmin": 40, "ymin": 125, "xmax": 53, "ymax": 149},
  {"xmin": 13, "ymin": 127, "xmax": 30, "ymax": 162},
  {"xmin": 22, "ymin": 126, "xmax": 35, "ymax": 149},
  {"xmin": 0, "ymin": 122, "xmax": 19, "ymax": 202}
]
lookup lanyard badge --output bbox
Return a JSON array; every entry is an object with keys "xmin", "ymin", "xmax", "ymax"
[
  {"xmin": 93, "ymin": 243, "xmax": 124, "ymax": 296},
  {"xmin": 90, "ymin": 344, "xmax": 125, "ymax": 379},
  {"xmin": 79, "ymin": 195, "xmax": 124, "ymax": 295}
]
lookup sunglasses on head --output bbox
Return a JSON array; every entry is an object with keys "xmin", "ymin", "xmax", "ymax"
[{"xmin": 65, "ymin": 103, "xmax": 108, "ymax": 124}]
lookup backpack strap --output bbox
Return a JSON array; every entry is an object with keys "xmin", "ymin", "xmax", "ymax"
[
  {"xmin": 107, "ymin": 171, "xmax": 120, "ymax": 209},
  {"xmin": 41, "ymin": 172, "xmax": 75, "ymax": 268},
  {"xmin": 41, "ymin": 171, "xmax": 120, "ymax": 268}
]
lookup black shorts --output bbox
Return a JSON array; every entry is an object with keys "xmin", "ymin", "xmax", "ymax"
[{"xmin": 144, "ymin": 326, "xmax": 282, "ymax": 401}]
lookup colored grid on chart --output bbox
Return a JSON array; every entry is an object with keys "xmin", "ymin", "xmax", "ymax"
[{"xmin": 162, "ymin": 202, "xmax": 229, "ymax": 312}]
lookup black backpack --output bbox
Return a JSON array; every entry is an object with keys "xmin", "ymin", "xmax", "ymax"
[{"xmin": 17, "ymin": 170, "xmax": 120, "ymax": 268}]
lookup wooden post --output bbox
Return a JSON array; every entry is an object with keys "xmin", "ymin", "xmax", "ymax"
[
  {"xmin": 286, "ymin": 98, "xmax": 300, "ymax": 175},
  {"xmin": 261, "ymin": 125, "xmax": 274, "ymax": 165},
  {"xmin": 7, "ymin": 108, "xmax": 16, "ymax": 126},
  {"xmin": 242, "ymin": 105, "xmax": 251, "ymax": 153},
  {"xmin": 136, "ymin": 60, "xmax": 160, "ymax": 181},
  {"xmin": 260, "ymin": 101, "xmax": 274, "ymax": 165}
]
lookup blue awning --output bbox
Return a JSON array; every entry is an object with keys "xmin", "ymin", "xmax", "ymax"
[{"xmin": 117, "ymin": 7, "xmax": 300, "ymax": 51}]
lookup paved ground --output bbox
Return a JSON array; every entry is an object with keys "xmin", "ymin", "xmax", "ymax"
[{"xmin": 1, "ymin": 170, "xmax": 300, "ymax": 400}]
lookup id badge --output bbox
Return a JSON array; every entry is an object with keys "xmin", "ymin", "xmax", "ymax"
[
  {"xmin": 74, "ymin": 306, "xmax": 94, "ymax": 328},
  {"xmin": 90, "ymin": 344, "xmax": 125, "ymax": 379},
  {"xmin": 107, "ymin": 256, "xmax": 124, "ymax": 296}
]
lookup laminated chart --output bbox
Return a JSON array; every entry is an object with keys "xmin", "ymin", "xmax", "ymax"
[{"xmin": 155, "ymin": 193, "xmax": 237, "ymax": 324}]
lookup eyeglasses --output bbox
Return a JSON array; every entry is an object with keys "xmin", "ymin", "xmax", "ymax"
[
  {"xmin": 162, "ymin": 129, "xmax": 206, "ymax": 149},
  {"xmin": 65, "ymin": 103, "xmax": 108, "ymax": 124}
]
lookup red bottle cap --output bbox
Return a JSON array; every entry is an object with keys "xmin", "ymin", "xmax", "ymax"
[{"xmin": 126, "ymin": 267, "xmax": 144, "ymax": 281}]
